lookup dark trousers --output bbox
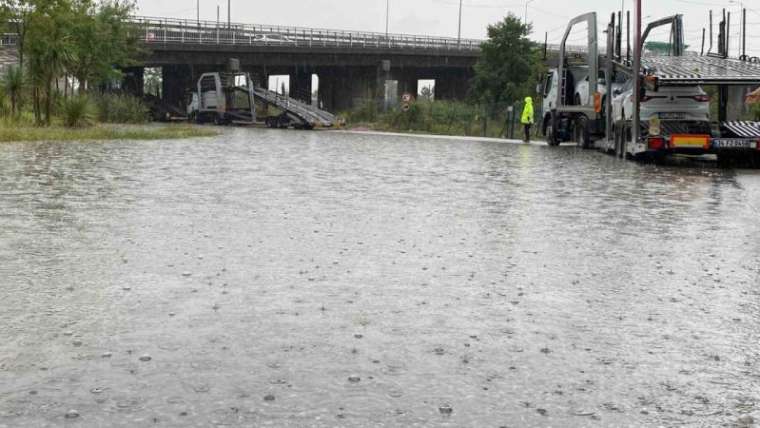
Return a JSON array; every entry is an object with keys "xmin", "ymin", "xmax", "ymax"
[{"xmin": 523, "ymin": 124, "xmax": 532, "ymax": 142}]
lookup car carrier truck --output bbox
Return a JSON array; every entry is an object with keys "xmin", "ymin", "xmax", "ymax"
[{"xmin": 540, "ymin": 5, "xmax": 760, "ymax": 164}]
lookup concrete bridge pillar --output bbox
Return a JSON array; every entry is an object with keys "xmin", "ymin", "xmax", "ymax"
[
  {"xmin": 435, "ymin": 69, "xmax": 473, "ymax": 101},
  {"xmin": 290, "ymin": 68, "xmax": 313, "ymax": 104},
  {"xmin": 162, "ymin": 64, "xmax": 193, "ymax": 110},
  {"xmin": 317, "ymin": 66, "xmax": 378, "ymax": 113}
]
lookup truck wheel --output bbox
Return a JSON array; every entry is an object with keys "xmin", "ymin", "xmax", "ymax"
[
  {"xmin": 575, "ymin": 116, "xmax": 591, "ymax": 149},
  {"xmin": 546, "ymin": 116, "xmax": 560, "ymax": 146}
]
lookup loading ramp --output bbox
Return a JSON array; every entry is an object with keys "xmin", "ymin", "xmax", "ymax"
[
  {"xmin": 252, "ymin": 87, "xmax": 337, "ymax": 129},
  {"xmin": 623, "ymin": 55, "xmax": 760, "ymax": 87}
]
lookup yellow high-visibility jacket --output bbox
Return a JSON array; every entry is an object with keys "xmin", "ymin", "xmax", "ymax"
[{"xmin": 521, "ymin": 97, "xmax": 534, "ymax": 125}]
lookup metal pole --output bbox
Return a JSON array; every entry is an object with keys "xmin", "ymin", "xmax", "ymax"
[
  {"xmin": 228, "ymin": 0, "xmax": 231, "ymax": 28},
  {"xmin": 742, "ymin": 8, "xmax": 746, "ymax": 58},
  {"xmin": 197, "ymin": 0, "xmax": 200, "ymax": 26},
  {"xmin": 457, "ymin": 0, "xmax": 462, "ymax": 44},
  {"xmin": 708, "ymin": 10, "xmax": 713, "ymax": 55},
  {"xmin": 631, "ymin": 0, "xmax": 641, "ymax": 158},
  {"xmin": 701, "ymin": 28, "xmax": 705, "ymax": 56},
  {"xmin": 626, "ymin": 11, "xmax": 631, "ymax": 61},
  {"xmin": 726, "ymin": 11, "xmax": 731, "ymax": 57}
]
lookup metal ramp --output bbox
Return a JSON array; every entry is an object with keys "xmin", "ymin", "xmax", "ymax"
[
  {"xmin": 628, "ymin": 55, "xmax": 760, "ymax": 86},
  {"xmin": 721, "ymin": 121, "xmax": 760, "ymax": 138},
  {"xmin": 252, "ymin": 87, "xmax": 336, "ymax": 128}
]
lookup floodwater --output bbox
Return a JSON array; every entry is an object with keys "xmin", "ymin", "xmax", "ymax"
[{"xmin": 1, "ymin": 128, "xmax": 759, "ymax": 427}]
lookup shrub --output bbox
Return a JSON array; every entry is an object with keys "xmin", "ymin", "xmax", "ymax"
[
  {"xmin": 95, "ymin": 93, "xmax": 149, "ymax": 124},
  {"xmin": 344, "ymin": 99, "xmax": 518, "ymax": 138},
  {"xmin": 61, "ymin": 95, "xmax": 95, "ymax": 128}
]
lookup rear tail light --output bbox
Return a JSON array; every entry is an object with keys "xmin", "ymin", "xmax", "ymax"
[
  {"xmin": 693, "ymin": 95, "xmax": 711, "ymax": 102},
  {"xmin": 648, "ymin": 137, "xmax": 666, "ymax": 150},
  {"xmin": 641, "ymin": 95, "xmax": 665, "ymax": 102}
]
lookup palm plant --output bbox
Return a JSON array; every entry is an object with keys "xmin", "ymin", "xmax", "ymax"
[
  {"xmin": 3, "ymin": 65, "xmax": 24, "ymax": 117},
  {"xmin": 61, "ymin": 95, "xmax": 95, "ymax": 128}
]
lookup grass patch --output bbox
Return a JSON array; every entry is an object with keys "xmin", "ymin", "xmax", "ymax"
[
  {"xmin": 0, "ymin": 123, "xmax": 219, "ymax": 143},
  {"xmin": 342, "ymin": 99, "xmax": 529, "ymax": 139}
]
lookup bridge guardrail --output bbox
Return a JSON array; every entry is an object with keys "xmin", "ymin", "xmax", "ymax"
[{"xmin": 132, "ymin": 16, "xmax": 484, "ymax": 52}]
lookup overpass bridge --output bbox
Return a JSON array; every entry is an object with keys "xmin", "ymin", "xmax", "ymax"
[
  {"xmin": 128, "ymin": 16, "xmax": 484, "ymax": 112},
  {"xmin": 0, "ymin": 16, "xmax": 583, "ymax": 113}
]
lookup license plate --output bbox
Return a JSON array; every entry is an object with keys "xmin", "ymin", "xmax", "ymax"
[
  {"xmin": 713, "ymin": 139, "xmax": 757, "ymax": 149},
  {"xmin": 659, "ymin": 112, "xmax": 689, "ymax": 120}
]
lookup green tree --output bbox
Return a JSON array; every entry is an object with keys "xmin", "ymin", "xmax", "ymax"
[
  {"xmin": 470, "ymin": 14, "xmax": 540, "ymax": 132},
  {"xmin": 66, "ymin": 0, "xmax": 140, "ymax": 91},
  {"xmin": 24, "ymin": 0, "xmax": 75, "ymax": 124},
  {"xmin": 1, "ymin": 0, "xmax": 141, "ymax": 124}
]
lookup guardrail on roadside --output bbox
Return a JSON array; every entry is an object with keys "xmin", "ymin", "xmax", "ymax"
[{"xmin": 133, "ymin": 16, "xmax": 484, "ymax": 52}]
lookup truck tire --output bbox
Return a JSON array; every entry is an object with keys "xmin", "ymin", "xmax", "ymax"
[
  {"xmin": 545, "ymin": 115, "xmax": 560, "ymax": 146},
  {"xmin": 575, "ymin": 116, "xmax": 591, "ymax": 149}
]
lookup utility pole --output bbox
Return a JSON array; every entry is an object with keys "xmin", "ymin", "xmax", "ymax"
[
  {"xmin": 228, "ymin": 0, "xmax": 231, "ymax": 28},
  {"xmin": 217, "ymin": 5, "xmax": 220, "ymax": 26},
  {"xmin": 197, "ymin": 0, "xmax": 200, "ymax": 26},
  {"xmin": 457, "ymin": 0, "xmax": 463, "ymax": 44}
]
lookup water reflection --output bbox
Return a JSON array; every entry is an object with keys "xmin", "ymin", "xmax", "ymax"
[{"xmin": 0, "ymin": 129, "xmax": 759, "ymax": 427}]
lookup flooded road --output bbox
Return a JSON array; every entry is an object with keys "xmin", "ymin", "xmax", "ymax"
[{"xmin": 1, "ymin": 128, "xmax": 759, "ymax": 427}]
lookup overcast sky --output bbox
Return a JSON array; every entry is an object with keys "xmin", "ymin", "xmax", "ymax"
[{"xmin": 135, "ymin": 0, "xmax": 760, "ymax": 56}]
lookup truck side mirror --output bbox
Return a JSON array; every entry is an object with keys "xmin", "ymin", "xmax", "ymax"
[{"xmin": 536, "ymin": 84, "xmax": 543, "ymax": 95}]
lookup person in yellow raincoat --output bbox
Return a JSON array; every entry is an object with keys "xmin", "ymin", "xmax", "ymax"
[{"xmin": 521, "ymin": 97, "xmax": 534, "ymax": 143}]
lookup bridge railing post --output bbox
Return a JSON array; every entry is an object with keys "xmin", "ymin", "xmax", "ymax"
[{"xmin": 163, "ymin": 19, "xmax": 167, "ymax": 44}]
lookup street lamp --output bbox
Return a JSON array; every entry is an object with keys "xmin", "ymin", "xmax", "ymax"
[
  {"xmin": 386, "ymin": 0, "xmax": 390, "ymax": 38},
  {"xmin": 457, "ymin": 0, "xmax": 463, "ymax": 44},
  {"xmin": 524, "ymin": 0, "xmax": 535, "ymax": 24}
]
